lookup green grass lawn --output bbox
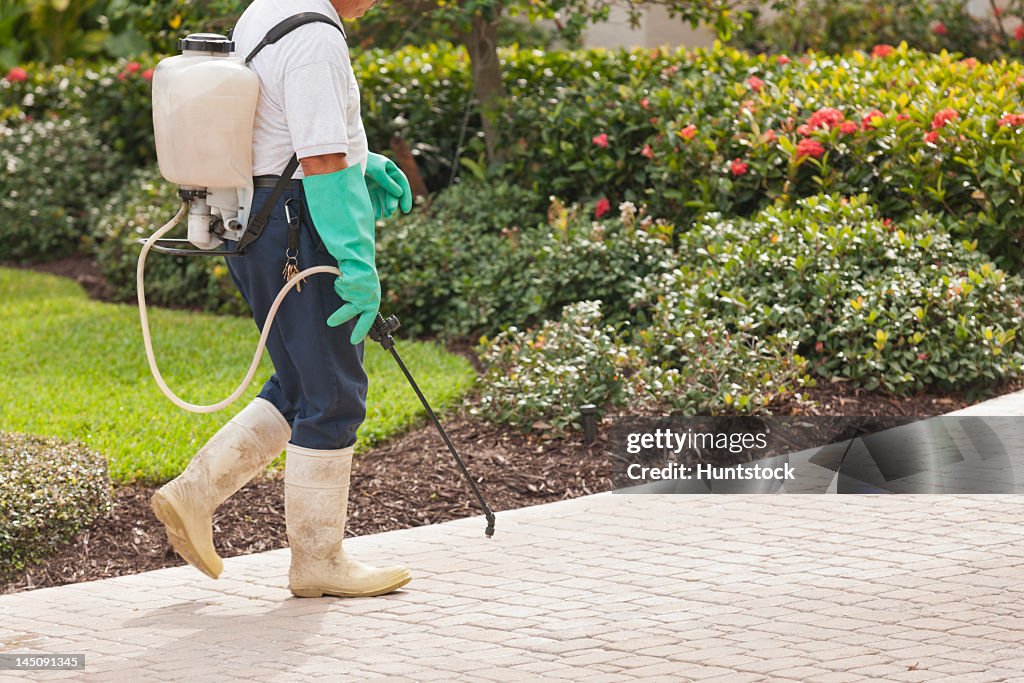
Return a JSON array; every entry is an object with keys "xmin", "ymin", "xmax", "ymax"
[{"xmin": 0, "ymin": 268, "xmax": 475, "ymax": 484}]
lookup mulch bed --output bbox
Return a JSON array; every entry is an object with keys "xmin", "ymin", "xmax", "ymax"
[
  {"xmin": 2, "ymin": 383, "xmax": 986, "ymax": 595},
  {"xmin": 0, "ymin": 258, "xmax": 1014, "ymax": 593}
]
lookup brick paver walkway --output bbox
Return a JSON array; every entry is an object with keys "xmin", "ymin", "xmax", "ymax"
[{"xmin": 2, "ymin": 392, "xmax": 1024, "ymax": 681}]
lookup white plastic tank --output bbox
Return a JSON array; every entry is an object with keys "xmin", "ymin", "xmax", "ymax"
[{"xmin": 152, "ymin": 33, "xmax": 259, "ymax": 189}]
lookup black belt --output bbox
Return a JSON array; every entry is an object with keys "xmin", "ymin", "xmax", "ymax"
[{"xmin": 253, "ymin": 175, "xmax": 302, "ymax": 190}]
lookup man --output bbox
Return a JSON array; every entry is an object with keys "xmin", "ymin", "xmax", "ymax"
[{"xmin": 150, "ymin": 0, "xmax": 414, "ymax": 598}]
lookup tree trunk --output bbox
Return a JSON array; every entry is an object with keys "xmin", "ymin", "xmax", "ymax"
[{"xmin": 459, "ymin": 9, "xmax": 507, "ymax": 163}]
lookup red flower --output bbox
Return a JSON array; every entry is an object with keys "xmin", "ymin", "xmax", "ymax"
[
  {"xmin": 1017, "ymin": 25, "xmax": 1024, "ymax": 41},
  {"xmin": 641, "ymin": 144, "xmax": 654, "ymax": 159},
  {"xmin": 961, "ymin": 57, "xmax": 979, "ymax": 70},
  {"xmin": 839, "ymin": 121, "xmax": 858, "ymax": 135},
  {"xmin": 872, "ymin": 44, "xmax": 895, "ymax": 58},
  {"xmin": 594, "ymin": 198, "xmax": 611, "ymax": 219},
  {"xmin": 142, "ymin": 68, "xmax": 155, "ymax": 82},
  {"xmin": 747, "ymin": 76, "xmax": 764, "ymax": 92},
  {"xmin": 882, "ymin": 218, "xmax": 894, "ymax": 229},
  {"xmin": 795, "ymin": 138, "xmax": 825, "ymax": 159},
  {"xmin": 924, "ymin": 131, "xmax": 941, "ymax": 144},
  {"xmin": 896, "ymin": 113, "xmax": 911, "ymax": 121},
  {"xmin": 677, "ymin": 124, "xmax": 698, "ymax": 141},
  {"xmin": 998, "ymin": 113, "xmax": 1024, "ymax": 127},
  {"xmin": 117, "ymin": 71, "xmax": 128, "ymax": 80},
  {"xmin": 933, "ymin": 22, "xmax": 948, "ymax": 36},
  {"xmin": 815, "ymin": 341, "xmax": 825, "ymax": 352},
  {"xmin": 592, "ymin": 133, "xmax": 609, "ymax": 148},
  {"xmin": 995, "ymin": 6, "xmax": 1005, "ymax": 17},
  {"xmin": 729, "ymin": 158, "xmax": 749, "ymax": 177},
  {"xmin": 917, "ymin": 353, "xmax": 929, "ymax": 361},
  {"xmin": 861, "ymin": 110, "xmax": 885, "ymax": 129},
  {"xmin": 797, "ymin": 124, "xmax": 813, "ymax": 137},
  {"xmin": 805, "ymin": 107, "xmax": 846, "ymax": 132},
  {"xmin": 5, "ymin": 66, "xmax": 27, "ymax": 82},
  {"xmin": 931, "ymin": 108, "xmax": 959, "ymax": 130},
  {"xmin": 763, "ymin": 129, "xmax": 777, "ymax": 144},
  {"xmin": 125, "ymin": 61, "xmax": 141, "ymax": 73},
  {"xmin": 777, "ymin": 55, "xmax": 791, "ymax": 65}
]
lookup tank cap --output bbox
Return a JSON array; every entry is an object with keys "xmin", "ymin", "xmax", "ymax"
[{"xmin": 178, "ymin": 33, "xmax": 234, "ymax": 53}]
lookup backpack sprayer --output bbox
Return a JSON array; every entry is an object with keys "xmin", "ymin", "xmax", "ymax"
[{"xmin": 138, "ymin": 20, "xmax": 495, "ymax": 537}]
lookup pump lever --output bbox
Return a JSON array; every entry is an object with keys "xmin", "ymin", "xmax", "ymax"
[{"xmin": 369, "ymin": 313, "xmax": 496, "ymax": 538}]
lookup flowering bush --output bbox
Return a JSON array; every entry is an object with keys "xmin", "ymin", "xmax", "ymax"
[
  {"xmin": 0, "ymin": 116, "xmax": 127, "ymax": 262},
  {"xmin": 498, "ymin": 43, "xmax": 1024, "ymax": 269},
  {"xmin": 1, "ymin": 59, "xmax": 156, "ymax": 165},
  {"xmin": 89, "ymin": 165, "xmax": 248, "ymax": 315},
  {"xmin": 735, "ymin": 0, "xmax": 997, "ymax": 58},
  {"xmin": 0, "ymin": 432, "xmax": 111, "ymax": 580}
]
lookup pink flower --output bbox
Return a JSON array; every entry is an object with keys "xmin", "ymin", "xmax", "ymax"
[
  {"xmin": 933, "ymin": 22, "xmax": 948, "ymax": 36},
  {"xmin": 931, "ymin": 108, "xmax": 959, "ymax": 130},
  {"xmin": 677, "ymin": 124, "xmax": 697, "ymax": 141},
  {"xmin": 814, "ymin": 341, "xmax": 825, "ymax": 352},
  {"xmin": 896, "ymin": 113, "xmax": 912, "ymax": 121},
  {"xmin": 777, "ymin": 55, "xmax": 791, "ymax": 65},
  {"xmin": 961, "ymin": 57, "xmax": 979, "ymax": 69},
  {"xmin": 1017, "ymin": 25, "xmax": 1024, "ymax": 41},
  {"xmin": 641, "ymin": 144, "xmax": 655, "ymax": 159},
  {"xmin": 839, "ymin": 121, "xmax": 858, "ymax": 135},
  {"xmin": 594, "ymin": 198, "xmax": 611, "ymax": 219},
  {"xmin": 763, "ymin": 129, "xmax": 777, "ymax": 144},
  {"xmin": 917, "ymin": 353, "xmax": 929, "ymax": 361},
  {"xmin": 640, "ymin": 98, "xmax": 650, "ymax": 109},
  {"xmin": 730, "ymin": 158, "xmax": 749, "ymax": 176},
  {"xmin": 995, "ymin": 6, "xmax": 1005, "ymax": 17},
  {"xmin": 998, "ymin": 113, "xmax": 1024, "ymax": 127},
  {"xmin": 872, "ymin": 44, "xmax": 895, "ymax": 58},
  {"xmin": 117, "ymin": 71, "xmax": 128, "ymax": 80},
  {"xmin": 796, "ymin": 138, "xmax": 826, "ymax": 159},
  {"xmin": 924, "ymin": 131, "xmax": 941, "ymax": 144},
  {"xmin": 747, "ymin": 76, "xmax": 764, "ymax": 92},
  {"xmin": 125, "ymin": 61, "xmax": 140, "ymax": 73},
  {"xmin": 592, "ymin": 133, "xmax": 609, "ymax": 148},
  {"xmin": 861, "ymin": 110, "xmax": 885, "ymax": 129},
  {"xmin": 5, "ymin": 67, "xmax": 27, "ymax": 83},
  {"xmin": 142, "ymin": 68, "xmax": 154, "ymax": 82}
]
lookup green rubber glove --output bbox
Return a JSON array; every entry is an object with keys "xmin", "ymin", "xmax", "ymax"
[
  {"xmin": 364, "ymin": 151, "xmax": 413, "ymax": 220},
  {"xmin": 303, "ymin": 165, "xmax": 380, "ymax": 345}
]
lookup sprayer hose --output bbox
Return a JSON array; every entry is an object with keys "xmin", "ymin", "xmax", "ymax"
[{"xmin": 136, "ymin": 202, "xmax": 341, "ymax": 413}]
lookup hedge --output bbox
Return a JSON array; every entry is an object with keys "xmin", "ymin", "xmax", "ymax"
[{"xmin": 4, "ymin": 45, "xmax": 1024, "ymax": 267}]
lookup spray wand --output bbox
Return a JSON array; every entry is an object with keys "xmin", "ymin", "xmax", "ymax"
[{"xmin": 369, "ymin": 314, "xmax": 496, "ymax": 538}]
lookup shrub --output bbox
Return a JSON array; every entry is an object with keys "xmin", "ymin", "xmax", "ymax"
[
  {"xmin": 734, "ymin": 0, "xmax": 995, "ymax": 59},
  {"xmin": 90, "ymin": 165, "xmax": 248, "ymax": 315},
  {"xmin": 0, "ymin": 432, "xmax": 112, "ymax": 580},
  {"xmin": 634, "ymin": 194, "xmax": 1024, "ymax": 394},
  {"xmin": 475, "ymin": 301, "xmax": 631, "ymax": 431},
  {"xmin": 474, "ymin": 300, "xmax": 812, "ymax": 432},
  {"xmin": 497, "ymin": 44, "xmax": 1024, "ymax": 269},
  {"xmin": 378, "ymin": 183, "xmax": 674, "ymax": 339},
  {"xmin": 0, "ymin": 116, "xmax": 127, "ymax": 262},
  {"xmin": 0, "ymin": 59, "xmax": 156, "ymax": 165}
]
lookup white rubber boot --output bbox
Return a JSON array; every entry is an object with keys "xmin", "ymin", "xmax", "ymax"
[
  {"xmin": 151, "ymin": 397, "xmax": 290, "ymax": 579},
  {"xmin": 285, "ymin": 443, "xmax": 411, "ymax": 598}
]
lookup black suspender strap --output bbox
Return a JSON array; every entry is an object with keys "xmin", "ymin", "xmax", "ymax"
[
  {"xmin": 236, "ymin": 13, "xmax": 346, "ymax": 253},
  {"xmin": 244, "ymin": 12, "xmax": 346, "ymax": 64}
]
